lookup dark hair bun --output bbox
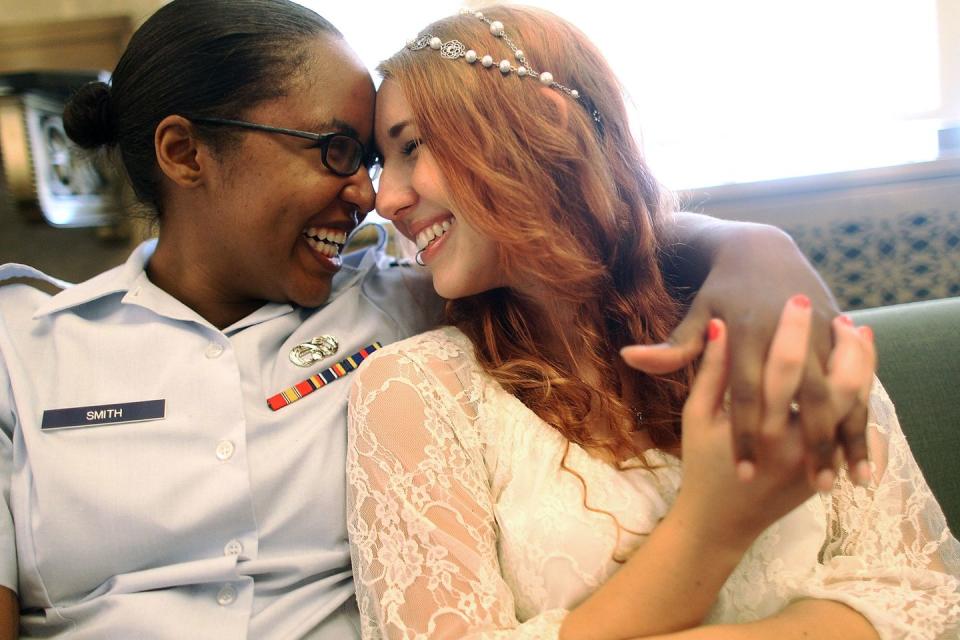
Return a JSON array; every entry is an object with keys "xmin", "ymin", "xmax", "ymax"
[{"xmin": 63, "ymin": 81, "xmax": 116, "ymax": 148}]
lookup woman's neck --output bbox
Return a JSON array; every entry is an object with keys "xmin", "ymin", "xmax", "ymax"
[{"xmin": 148, "ymin": 233, "xmax": 261, "ymax": 330}]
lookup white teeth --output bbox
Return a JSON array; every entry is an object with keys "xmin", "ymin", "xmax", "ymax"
[
  {"xmin": 302, "ymin": 226, "xmax": 349, "ymax": 257},
  {"xmin": 323, "ymin": 229, "xmax": 346, "ymax": 244},
  {"xmin": 302, "ymin": 227, "xmax": 347, "ymax": 243},
  {"xmin": 420, "ymin": 227, "xmax": 435, "ymax": 246},
  {"xmin": 415, "ymin": 218, "xmax": 455, "ymax": 251}
]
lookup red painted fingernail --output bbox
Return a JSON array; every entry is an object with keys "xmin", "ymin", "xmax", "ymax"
[
  {"xmin": 791, "ymin": 294, "xmax": 811, "ymax": 309},
  {"xmin": 838, "ymin": 314, "xmax": 854, "ymax": 327},
  {"xmin": 707, "ymin": 319, "xmax": 721, "ymax": 341},
  {"xmin": 860, "ymin": 325, "xmax": 874, "ymax": 342}
]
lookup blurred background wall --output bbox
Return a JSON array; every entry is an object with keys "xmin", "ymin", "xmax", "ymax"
[
  {"xmin": 0, "ymin": 0, "xmax": 165, "ymax": 283},
  {"xmin": 0, "ymin": 0, "xmax": 161, "ymax": 26}
]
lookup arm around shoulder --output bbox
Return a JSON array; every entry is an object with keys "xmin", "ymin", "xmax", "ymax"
[{"xmin": 657, "ymin": 212, "xmax": 800, "ymax": 294}]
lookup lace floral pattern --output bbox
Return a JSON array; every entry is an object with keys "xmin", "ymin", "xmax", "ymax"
[{"xmin": 347, "ymin": 326, "xmax": 960, "ymax": 639}]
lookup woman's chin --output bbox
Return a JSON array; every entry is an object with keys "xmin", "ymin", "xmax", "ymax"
[
  {"xmin": 431, "ymin": 274, "xmax": 462, "ymax": 300},
  {"xmin": 432, "ymin": 275, "xmax": 488, "ymax": 301},
  {"xmin": 286, "ymin": 276, "xmax": 335, "ymax": 309}
]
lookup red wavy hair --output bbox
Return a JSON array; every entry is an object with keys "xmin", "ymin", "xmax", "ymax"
[{"xmin": 379, "ymin": 5, "xmax": 691, "ymax": 464}]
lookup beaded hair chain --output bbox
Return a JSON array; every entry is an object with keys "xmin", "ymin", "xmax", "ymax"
[{"xmin": 406, "ymin": 9, "xmax": 604, "ymax": 136}]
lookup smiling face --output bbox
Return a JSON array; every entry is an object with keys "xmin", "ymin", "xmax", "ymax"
[
  {"xmin": 156, "ymin": 35, "xmax": 376, "ymax": 320},
  {"xmin": 216, "ymin": 35, "xmax": 377, "ymax": 307},
  {"xmin": 374, "ymin": 80, "xmax": 507, "ymax": 300}
]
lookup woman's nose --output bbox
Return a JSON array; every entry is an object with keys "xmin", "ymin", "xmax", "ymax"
[
  {"xmin": 374, "ymin": 168, "xmax": 415, "ymax": 222},
  {"xmin": 343, "ymin": 169, "xmax": 376, "ymax": 216}
]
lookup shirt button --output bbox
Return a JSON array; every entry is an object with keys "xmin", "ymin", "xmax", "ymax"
[
  {"xmin": 205, "ymin": 342, "xmax": 225, "ymax": 359},
  {"xmin": 224, "ymin": 539, "xmax": 243, "ymax": 556},
  {"xmin": 216, "ymin": 584, "xmax": 237, "ymax": 606},
  {"xmin": 215, "ymin": 440, "xmax": 235, "ymax": 461}
]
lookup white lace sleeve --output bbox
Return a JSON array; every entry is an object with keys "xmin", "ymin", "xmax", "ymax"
[
  {"xmin": 346, "ymin": 332, "xmax": 567, "ymax": 639},
  {"xmin": 797, "ymin": 379, "xmax": 960, "ymax": 639}
]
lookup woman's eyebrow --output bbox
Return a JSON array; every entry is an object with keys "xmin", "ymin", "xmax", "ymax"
[
  {"xmin": 387, "ymin": 120, "xmax": 412, "ymax": 139},
  {"xmin": 308, "ymin": 118, "xmax": 362, "ymax": 139}
]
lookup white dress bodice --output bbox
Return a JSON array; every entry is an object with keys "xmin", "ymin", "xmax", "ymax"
[{"xmin": 347, "ymin": 326, "xmax": 960, "ymax": 639}]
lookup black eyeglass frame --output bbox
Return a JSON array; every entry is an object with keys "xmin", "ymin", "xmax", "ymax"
[{"xmin": 187, "ymin": 116, "xmax": 379, "ymax": 178}]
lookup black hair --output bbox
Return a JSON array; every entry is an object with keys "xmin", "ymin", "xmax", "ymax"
[{"xmin": 62, "ymin": 0, "xmax": 341, "ymax": 215}]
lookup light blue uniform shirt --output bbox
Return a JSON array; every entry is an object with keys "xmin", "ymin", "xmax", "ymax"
[{"xmin": 0, "ymin": 238, "xmax": 437, "ymax": 638}]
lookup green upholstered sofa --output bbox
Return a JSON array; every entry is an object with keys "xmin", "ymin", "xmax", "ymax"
[{"xmin": 850, "ymin": 296, "xmax": 960, "ymax": 532}]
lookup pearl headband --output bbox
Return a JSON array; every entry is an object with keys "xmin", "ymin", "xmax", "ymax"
[{"xmin": 406, "ymin": 9, "xmax": 604, "ymax": 136}]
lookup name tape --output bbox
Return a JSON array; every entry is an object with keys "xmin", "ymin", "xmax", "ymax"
[{"xmin": 41, "ymin": 399, "xmax": 166, "ymax": 430}]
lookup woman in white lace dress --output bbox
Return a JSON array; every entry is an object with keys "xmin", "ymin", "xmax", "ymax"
[{"xmin": 347, "ymin": 6, "xmax": 960, "ymax": 639}]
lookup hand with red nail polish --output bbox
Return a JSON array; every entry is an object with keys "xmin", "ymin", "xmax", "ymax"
[
  {"xmin": 621, "ymin": 221, "xmax": 873, "ymax": 478},
  {"xmin": 677, "ymin": 316, "xmax": 816, "ymax": 554}
]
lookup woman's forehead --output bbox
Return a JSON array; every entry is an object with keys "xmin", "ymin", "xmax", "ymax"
[
  {"xmin": 303, "ymin": 34, "xmax": 371, "ymax": 87},
  {"xmin": 375, "ymin": 81, "xmax": 412, "ymax": 129},
  {"xmin": 264, "ymin": 42, "xmax": 375, "ymax": 135}
]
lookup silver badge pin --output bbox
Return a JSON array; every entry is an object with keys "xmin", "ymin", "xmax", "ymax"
[{"xmin": 289, "ymin": 335, "xmax": 339, "ymax": 367}]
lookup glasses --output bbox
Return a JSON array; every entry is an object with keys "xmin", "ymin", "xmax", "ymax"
[{"xmin": 188, "ymin": 116, "xmax": 380, "ymax": 179}]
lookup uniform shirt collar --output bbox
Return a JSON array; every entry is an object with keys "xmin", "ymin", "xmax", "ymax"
[
  {"xmin": 329, "ymin": 242, "xmax": 380, "ymax": 298},
  {"xmin": 33, "ymin": 239, "xmax": 159, "ymax": 318}
]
